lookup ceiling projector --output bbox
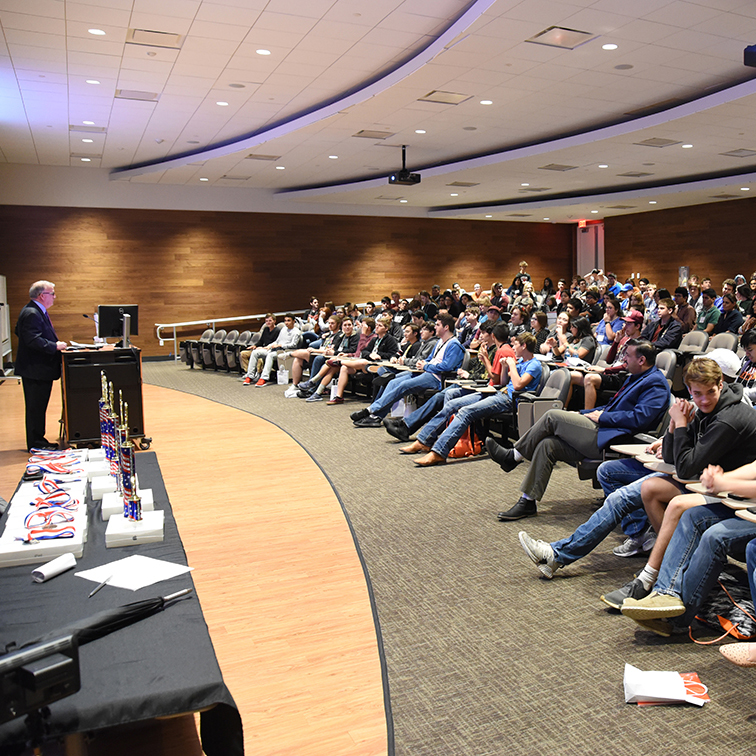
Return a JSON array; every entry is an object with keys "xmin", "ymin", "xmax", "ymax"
[{"xmin": 389, "ymin": 145, "xmax": 421, "ymax": 186}]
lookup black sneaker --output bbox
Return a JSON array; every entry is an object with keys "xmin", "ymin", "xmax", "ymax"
[
  {"xmin": 497, "ymin": 497, "xmax": 537, "ymax": 521},
  {"xmin": 350, "ymin": 408, "xmax": 371, "ymax": 423},
  {"xmin": 600, "ymin": 577, "xmax": 650, "ymax": 610},
  {"xmin": 355, "ymin": 414, "xmax": 383, "ymax": 428},
  {"xmin": 383, "ymin": 417, "xmax": 410, "ymax": 442}
]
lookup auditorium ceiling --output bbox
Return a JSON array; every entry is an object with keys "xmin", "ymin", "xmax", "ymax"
[{"xmin": 2, "ymin": 0, "xmax": 756, "ymax": 222}]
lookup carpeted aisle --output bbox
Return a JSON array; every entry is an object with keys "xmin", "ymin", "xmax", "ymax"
[{"xmin": 144, "ymin": 361, "xmax": 756, "ymax": 756}]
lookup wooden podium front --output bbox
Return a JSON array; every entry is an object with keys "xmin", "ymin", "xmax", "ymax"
[{"xmin": 61, "ymin": 346, "xmax": 146, "ymax": 446}]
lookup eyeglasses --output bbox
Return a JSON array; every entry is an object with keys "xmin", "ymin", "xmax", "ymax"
[{"xmin": 42, "ymin": 290, "xmax": 56, "ymax": 296}]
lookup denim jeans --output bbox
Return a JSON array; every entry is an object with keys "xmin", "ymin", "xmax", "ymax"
[
  {"xmin": 747, "ymin": 539, "xmax": 756, "ymax": 609},
  {"xmin": 551, "ymin": 473, "xmax": 660, "ymax": 565},
  {"xmin": 418, "ymin": 388, "xmax": 511, "ymax": 458},
  {"xmin": 368, "ymin": 371, "xmax": 441, "ymax": 418},
  {"xmin": 655, "ymin": 503, "xmax": 756, "ymax": 627},
  {"xmin": 597, "ymin": 458, "xmax": 652, "ymax": 538},
  {"xmin": 403, "ymin": 388, "xmax": 449, "ymax": 433}
]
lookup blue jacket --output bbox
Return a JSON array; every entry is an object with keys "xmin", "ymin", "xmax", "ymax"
[
  {"xmin": 581, "ymin": 365, "xmax": 671, "ymax": 449},
  {"xmin": 423, "ymin": 337, "xmax": 465, "ymax": 378}
]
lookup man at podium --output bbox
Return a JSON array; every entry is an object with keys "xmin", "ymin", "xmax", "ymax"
[{"xmin": 14, "ymin": 280, "xmax": 67, "ymax": 451}]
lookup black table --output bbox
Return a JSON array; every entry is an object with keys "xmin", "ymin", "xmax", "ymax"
[{"xmin": 0, "ymin": 452, "xmax": 243, "ymax": 755}]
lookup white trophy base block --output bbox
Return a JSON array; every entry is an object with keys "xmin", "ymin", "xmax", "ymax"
[
  {"xmin": 101, "ymin": 489, "xmax": 154, "ymax": 520},
  {"xmin": 91, "ymin": 475, "xmax": 118, "ymax": 500},
  {"xmin": 0, "ymin": 532, "xmax": 85, "ymax": 568},
  {"xmin": 105, "ymin": 510, "xmax": 164, "ymax": 548},
  {"xmin": 88, "ymin": 449, "xmax": 106, "ymax": 462},
  {"xmin": 84, "ymin": 460, "xmax": 110, "ymax": 480}
]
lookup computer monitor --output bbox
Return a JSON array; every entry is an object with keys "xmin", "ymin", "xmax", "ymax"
[{"xmin": 97, "ymin": 305, "xmax": 139, "ymax": 339}]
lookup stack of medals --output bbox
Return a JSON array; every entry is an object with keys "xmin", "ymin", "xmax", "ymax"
[{"xmin": 117, "ymin": 396, "xmax": 142, "ymax": 522}]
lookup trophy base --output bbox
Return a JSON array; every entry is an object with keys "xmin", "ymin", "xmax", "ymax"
[{"xmin": 105, "ymin": 509, "xmax": 164, "ymax": 548}]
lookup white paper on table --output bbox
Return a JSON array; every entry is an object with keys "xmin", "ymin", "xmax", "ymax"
[
  {"xmin": 623, "ymin": 663, "xmax": 704, "ymax": 707},
  {"xmin": 75, "ymin": 555, "xmax": 193, "ymax": 591}
]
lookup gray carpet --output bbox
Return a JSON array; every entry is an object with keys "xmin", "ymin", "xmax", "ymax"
[{"xmin": 144, "ymin": 362, "xmax": 756, "ymax": 756}]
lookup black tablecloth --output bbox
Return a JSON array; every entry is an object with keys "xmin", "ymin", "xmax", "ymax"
[{"xmin": 0, "ymin": 452, "xmax": 243, "ymax": 755}]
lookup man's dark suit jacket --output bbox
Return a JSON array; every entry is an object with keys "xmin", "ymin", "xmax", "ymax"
[{"xmin": 15, "ymin": 300, "xmax": 62, "ymax": 381}]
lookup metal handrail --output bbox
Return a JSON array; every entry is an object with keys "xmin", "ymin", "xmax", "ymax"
[{"xmin": 156, "ymin": 309, "xmax": 309, "ymax": 361}]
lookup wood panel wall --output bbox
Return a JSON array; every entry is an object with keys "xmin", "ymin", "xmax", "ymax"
[
  {"xmin": 604, "ymin": 196, "xmax": 756, "ymax": 290},
  {"xmin": 0, "ymin": 206, "xmax": 573, "ymax": 357}
]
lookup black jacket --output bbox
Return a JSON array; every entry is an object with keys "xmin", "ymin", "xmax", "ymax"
[
  {"xmin": 641, "ymin": 317, "xmax": 683, "ymax": 351},
  {"xmin": 663, "ymin": 383, "xmax": 756, "ymax": 479},
  {"xmin": 360, "ymin": 333, "xmax": 400, "ymax": 361},
  {"xmin": 15, "ymin": 300, "xmax": 62, "ymax": 381}
]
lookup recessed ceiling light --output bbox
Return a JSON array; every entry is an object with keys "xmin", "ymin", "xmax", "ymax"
[
  {"xmin": 256, "ymin": 49, "xmax": 271, "ymax": 55},
  {"xmin": 216, "ymin": 101, "xmax": 229, "ymax": 106},
  {"xmin": 450, "ymin": 193, "xmax": 459, "ymax": 197},
  {"xmin": 521, "ymin": 183, "xmax": 529, "ymax": 186},
  {"xmin": 88, "ymin": 28, "xmax": 106, "ymax": 35},
  {"xmin": 682, "ymin": 144, "xmax": 693, "ymax": 149},
  {"xmin": 598, "ymin": 164, "xmax": 608, "ymax": 168},
  {"xmin": 329, "ymin": 155, "xmax": 338, "ymax": 159},
  {"xmin": 80, "ymin": 158, "xmax": 91, "ymax": 162},
  {"xmin": 276, "ymin": 166, "xmax": 285, "ymax": 170},
  {"xmin": 415, "ymin": 129, "xmax": 426, "ymax": 134},
  {"xmin": 83, "ymin": 120, "xmax": 95, "ymax": 125},
  {"xmin": 480, "ymin": 100, "xmax": 493, "ymax": 105},
  {"xmin": 741, "ymin": 187, "xmax": 750, "ymax": 191},
  {"xmin": 485, "ymin": 214, "xmax": 492, "ymax": 218},
  {"xmin": 543, "ymin": 217, "xmax": 550, "ymax": 220},
  {"xmin": 86, "ymin": 80, "xmax": 100, "ymax": 85},
  {"xmin": 82, "ymin": 138, "xmax": 94, "ymax": 143},
  {"xmin": 200, "ymin": 177, "xmax": 209, "ymax": 182},
  {"xmin": 591, "ymin": 210, "xmax": 599, "ymax": 214},
  {"xmin": 649, "ymin": 201, "xmax": 657, "ymax": 204},
  {"xmin": 400, "ymin": 199, "xmax": 408, "ymax": 203},
  {"xmin": 602, "ymin": 43, "xmax": 618, "ymax": 50}
]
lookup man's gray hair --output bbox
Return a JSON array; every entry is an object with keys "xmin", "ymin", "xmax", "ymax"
[{"xmin": 29, "ymin": 280, "xmax": 55, "ymax": 299}]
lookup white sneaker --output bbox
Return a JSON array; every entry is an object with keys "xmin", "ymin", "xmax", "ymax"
[
  {"xmin": 613, "ymin": 525, "xmax": 656, "ymax": 558},
  {"xmin": 518, "ymin": 531, "xmax": 560, "ymax": 579},
  {"xmin": 284, "ymin": 385, "xmax": 299, "ymax": 398}
]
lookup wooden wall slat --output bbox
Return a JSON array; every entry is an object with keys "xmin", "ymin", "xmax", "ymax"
[{"xmin": 1, "ymin": 206, "xmax": 573, "ymax": 357}]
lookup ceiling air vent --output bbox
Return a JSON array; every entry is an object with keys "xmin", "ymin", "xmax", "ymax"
[
  {"xmin": 69, "ymin": 125, "xmax": 107, "ymax": 134},
  {"xmin": 219, "ymin": 175, "xmax": 250, "ymax": 181},
  {"xmin": 633, "ymin": 138, "xmax": 682, "ymax": 148},
  {"xmin": 709, "ymin": 194, "xmax": 741, "ymax": 199},
  {"xmin": 720, "ymin": 149, "xmax": 756, "ymax": 158},
  {"xmin": 525, "ymin": 26, "xmax": 596, "ymax": 50},
  {"xmin": 606, "ymin": 205, "xmax": 638, "ymax": 209},
  {"xmin": 115, "ymin": 90, "xmax": 160, "ymax": 102},
  {"xmin": 127, "ymin": 28, "xmax": 183, "ymax": 49},
  {"xmin": 539, "ymin": 164, "xmax": 577, "ymax": 172},
  {"xmin": 418, "ymin": 90, "xmax": 471, "ymax": 105},
  {"xmin": 353, "ymin": 129, "xmax": 395, "ymax": 139},
  {"xmin": 519, "ymin": 186, "xmax": 551, "ymax": 192},
  {"xmin": 245, "ymin": 153, "xmax": 281, "ymax": 161},
  {"xmin": 617, "ymin": 171, "xmax": 654, "ymax": 178},
  {"xmin": 507, "ymin": 213, "xmax": 533, "ymax": 217},
  {"xmin": 447, "ymin": 181, "xmax": 480, "ymax": 187}
]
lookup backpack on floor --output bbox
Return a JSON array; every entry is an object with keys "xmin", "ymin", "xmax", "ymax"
[
  {"xmin": 694, "ymin": 564, "xmax": 756, "ymax": 642},
  {"xmin": 447, "ymin": 418, "xmax": 484, "ymax": 459}
]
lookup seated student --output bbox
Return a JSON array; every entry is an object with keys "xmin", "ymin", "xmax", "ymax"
[
  {"xmin": 672, "ymin": 286, "xmax": 696, "ymax": 334},
  {"xmin": 490, "ymin": 282, "xmax": 509, "ymax": 311},
  {"xmin": 325, "ymin": 316, "xmax": 400, "ymax": 405},
  {"xmin": 737, "ymin": 283, "xmax": 754, "ymax": 320},
  {"xmin": 508, "ymin": 306, "xmax": 528, "ymax": 340},
  {"xmin": 408, "ymin": 332, "xmax": 542, "ymax": 467},
  {"xmin": 430, "ymin": 284, "xmax": 442, "ymax": 305},
  {"xmin": 297, "ymin": 318, "xmax": 365, "ymax": 400},
  {"xmin": 487, "ymin": 339, "xmax": 670, "ymax": 521},
  {"xmin": 554, "ymin": 289, "xmax": 571, "ymax": 316},
  {"xmin": 369, "ymin": 323, "xmax": 427, "ymax": 402},
  {"xmin": 529, "ymin": 311, "xmax": 550, "ymax": 352},
  {"xmin": 596, "ymin": 297, "xmax": 624, "ymax": 346},
  {"xmin": 569, "ymin": 310, "xmax": 643, "ymax": 410},
  {"xmin": 541, "ymin": 311, "xmax": 571, "ymax": 355},
  {"xmin": 289, "ymin": 314, "xmax": 343, "ymax": 389},
  {"xmin": 382, "ymin": 320, "xmax": 496, "ymax": 443},
  {"xmin": 580, "ymin": 288, "xmax": 604, "ymax": 323},
  {"xmin": 712, "ymin": 292, "xmax": 744, "ymax": 335},
  {"xmin": 640, "ymin": 297, "xmax": 683, "ymax": 351},
  {"xmin": 350, "ymin": 312, "xmax": 465, "ymax": 425},
  {"xmin": 457, "ymin": 306, "xmax": 480, "ymax": 347},
  {"xmin": 737, "ymin": 329, "xmax": 756, "ymax": 404},
  {"xmin": 516, "ymin": 359, "xmax": 756, "ymax": 618},
  {"xmin": 554, "ymin": 316, "xmax": 598, "ymax": 363},
  {"xmin": 695, "ymin": 288, "xmax": 720, "ymax": 334},
  {"xmin": 240, "ymin": 314, "xmax": 280, "ymax": 374},
  {"xmin": 243, "ymin": 313, "xmax": 301, "ymax": 386},
  {"xmin": 419, "ymin": 291, "xmax": 439, "ymax": 320}
]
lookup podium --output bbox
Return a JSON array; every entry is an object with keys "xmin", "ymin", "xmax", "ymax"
[{"xmin": 61, "ymin": 347, "xmax": 147, "ymax": 447}]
